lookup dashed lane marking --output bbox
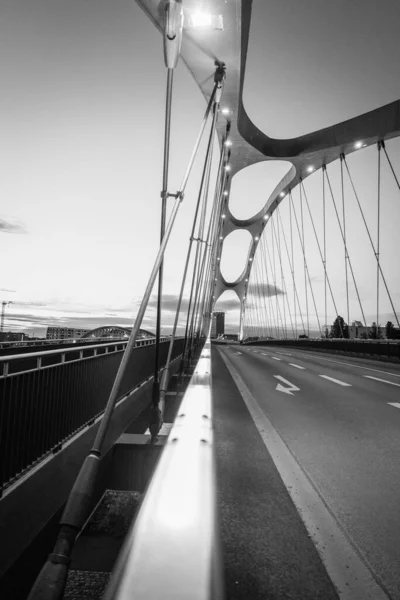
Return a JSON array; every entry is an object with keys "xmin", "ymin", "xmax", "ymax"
[
  {"xmin": 388, "ymin": 403, "xmax": 400, "ymax": 409},
  {"xmin": 272, "ymin": 356, "xmax": 281, "ymax": 361},
  {"xmin": 289, "ymin": 363, "xmax": 305, "ymax": 370},
  {"xmin": 319, "ymin": 375, "xmax": 352, "ymax": 387},
  {"xmin": 261, "ymin": 352, "xmax": 269, "ymax": 356},
  {"xmin": 364, "ymin": 375, "xmax": 400, "ymax": 387},
  {"xmin": 287, "ymin": 351, "xmax": 400, "ymax": 378},
  {"xmin": 236, "ymin": 351, "xmax": 242, "ymax": 355}
]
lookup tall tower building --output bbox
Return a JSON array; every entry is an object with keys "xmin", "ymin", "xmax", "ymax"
[{"xmin": 211, "ymin": 311, "xmax": 225, "ymax": 338}]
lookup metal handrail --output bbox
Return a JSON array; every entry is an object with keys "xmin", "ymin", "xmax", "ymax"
[
  {"xmin": 0, "ymin": 336, "xmax": 128, "ymax": 347},
  {"xmin": 0, "ymin": 336, "xmax": 173, "ymax": 363},
  {"xmin": 103, "ymin": 337, "xmax": 224, "ymax": 600},
  {"xmin": 244, "ymin": 337, "xmax": 400, "ymax": 344}
]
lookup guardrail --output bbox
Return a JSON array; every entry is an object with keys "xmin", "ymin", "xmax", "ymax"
[
  {"xmin": 0, "ymin": 336, "xmax": 157, "ymax": 355},
  {"xmin": 244, "ymin": 337, "xmax": 400, "ymax": 359},
  {"xmin": 0, "ymin": 336, "xmax": 127, "ymax": 349},
  {"xmin": 104, "ymin": 337, "xmax": 223, "ymax": 600},
  {"xmin": 0, "ymin": 337, "xmax": 181, "ymax": 495}
]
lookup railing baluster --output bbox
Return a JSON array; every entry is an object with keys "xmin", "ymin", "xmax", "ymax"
[{"xmin": 0, "ymin": 338, "xmax": 184, "ymax": 493}]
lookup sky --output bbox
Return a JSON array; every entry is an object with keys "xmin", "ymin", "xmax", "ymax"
[{"xmin": 1, "ymin": 0, "xmax": 400, "ymax": 336}]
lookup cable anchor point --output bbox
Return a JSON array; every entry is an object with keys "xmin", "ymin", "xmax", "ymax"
[{"xmin": 163, "ymin": 1, "xmax": 184, "ymax": 70}]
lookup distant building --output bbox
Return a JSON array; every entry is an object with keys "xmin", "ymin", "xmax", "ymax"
[
  {"xmin": 211, "ymin": 311, "xmax": 225, "ymax": 338},
  {"xmin": 223, "ymin": 333, "xmax": 238, "ymax": 341},
  {"xmin": 0, "ymin": 331, "xmax": 29, "ymax": 342},
  {"xmin": 46, "ymin": 327, "xmax": 90, "ymax": 340},
  {"xmin": 349, "ymin": 321, "xmax": 369, "ymax": 339},
  {"xmin": 349, "ymin": 321, "xmax": 387, "ymax": 339}
]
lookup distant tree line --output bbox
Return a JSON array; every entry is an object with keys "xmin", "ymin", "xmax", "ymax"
[{"xmin": 327, "ymin": 316, "xmax": 400, "ymax": 339}]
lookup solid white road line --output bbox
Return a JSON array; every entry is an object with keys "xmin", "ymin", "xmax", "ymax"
[
  {"xmin": 272, "ymin": 356, "xmax": 281, "ymax": 361},
  {"xmin": 364, "ymin": 375, "xmax": 400, "ymax": 387},
  {"xmin": 289, "ymin": 363, "xmax": 305, "ymax": 370},
  {"xmin": 287, "ymin": 350, "xmax": 400, "ymax": 378},
  {"xmin": 218, "ymin": 347, "xmax": 389, "ymax": 600},
  {"xmin": 319, "ymin": 375, "xmax": 352, "ymax": 387},
  {"xmin": 388, "ymin": 403, "xmax": 400, "ymax": 409}
]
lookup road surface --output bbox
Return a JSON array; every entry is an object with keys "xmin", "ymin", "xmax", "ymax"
[{"xmin": 216, "ymin": 344, "xmax": 400, "ymax": 600}]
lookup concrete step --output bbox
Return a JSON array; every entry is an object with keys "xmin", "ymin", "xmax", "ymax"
[{"xmin": 63, "ymin": 489, "xmax": 142, "ymax": 600}]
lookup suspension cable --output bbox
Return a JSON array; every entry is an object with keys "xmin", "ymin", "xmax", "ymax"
[
  {"xmin": 299, "ymin": 185, "xmax": 309, "ymax": 335},
  {"xmin": 254, "ymin": 253, "xmax": 267, "ymax": 337},
  {"xmin": 382, "ymin": 140, "xmax": 400, "ymax": 191},
  {"xmin": 258, "ymin": 242, "xmax": 273, "ymax": 338},
  {"xmin": 343, "ymin": 155, "xmax": 400, "ymax": 328},
  {"xmin": 300, "ymin": 181, "xmax": 342, "ymax": 336},
  {"xmin": 153, "ymin": 67, "xmax": 174, "ymax": 401},
  {"xmin": 289, "ymin": 197, "xmax": 297, "ymax": 336},
  {"xmin": 27, "ymin": 5, "xmax": 187, "ymax": 597},
  {"xmin": 324, "ymin": 166, "xmax": 366, "ymax": 327},
  {"xmin": 291, "ymin": 186, "xmax": 322, "ymax": 337},
  {"xmin": 272, "ymin": 213, "xmax": 287, "ymax": 338},
  {"xmin": 181, "ymin": 92, "xmax": 221, "ymax": 369},
  {"xmin": 258, "ymin": 235, "xmax": 274, "ymax": 338},
  {"xmin": 199, "ymin": 140, "xmax": 228, "ymax": 336},
  {"xmin": 377, "ymin": 141, "xmax": 381, "ymax": 335},
  {"xmin": 265, "ymin": 224, "xmax": 285, "ymax": 337},
  {"xmin": 260, "ymin": 231, "xmax": 277, "ymax": 337},
  {"xmin": 272, "ymin": 211, "xmax": 295, "ymax": 337},
  {"xmin": 277, "ymin": 200, "xmax": 306, "ymax": 335},
  {"xmin": 323, "ymin": 167, "xmax": 327, "ymax": 336},
  {"xmin": 340, "ymin": 155, "xmax": 350, "ymax": 326},
  {"xmin": 157, "ymin": 133, "xmax": 227, "ymax": 434},
  {"xmin": 270, "ymin": 215, "xmax": 281, "ymax": 337}
]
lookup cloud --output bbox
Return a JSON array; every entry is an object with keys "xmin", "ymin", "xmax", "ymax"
[
  {"xmin": 147, "ymin": 294, "xmax": 190, "ymax": 314},
  {"xmin": 0, "ymin": 218, "xmax": 26, "ymax": 234},
  {"xmin": 248, "ymin": 283, "xmax": 284, "ymax": 297},
  {"xmin": 214, "ymin": 298, "xmax": 241, "ymax": 311}
]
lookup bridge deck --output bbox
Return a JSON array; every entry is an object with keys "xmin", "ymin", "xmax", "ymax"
[{"xmin": 211, "ymin": 345, "xmax": 338, "ymax": 599}]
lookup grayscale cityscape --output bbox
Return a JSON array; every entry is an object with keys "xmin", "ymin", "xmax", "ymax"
[{"xmin": 1, "ymin": 1, "xmax": 399, "ymax": 599}]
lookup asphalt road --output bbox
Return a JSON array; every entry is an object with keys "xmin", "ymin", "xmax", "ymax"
[{"xmin": 217, "ymin": 344, "xmax": 400, "ymax": 600}]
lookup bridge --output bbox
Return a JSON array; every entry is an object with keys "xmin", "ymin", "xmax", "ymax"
[{"xmin": 1, "ymin": 1, "xmax": 400, "ymax": 599}]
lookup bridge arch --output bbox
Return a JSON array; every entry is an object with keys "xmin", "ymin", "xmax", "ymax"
[{"xmin": 80, "ymin": 326, "xmax": 155, "ymax": 339}]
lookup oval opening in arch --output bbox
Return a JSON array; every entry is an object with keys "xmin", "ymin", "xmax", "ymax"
[
  {"xmin": 229, "ymin": 161, "xmax": 292, "ymax": 220},
  {"xmin": 220, "ymin": 229, "xmax": 253, "ymax": 283}
]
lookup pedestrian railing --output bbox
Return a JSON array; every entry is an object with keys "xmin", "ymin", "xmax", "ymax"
[{"xmin": 0, "ymin": 337, "xmax": 182, "ymax": 495}]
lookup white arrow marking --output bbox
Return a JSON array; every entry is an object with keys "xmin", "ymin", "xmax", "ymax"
[
  {"xmin": 388, "ymin": 403, "xmax": 400, "ymax": 409},
  {"xmin": 274, "ymin": 375, "xmax": 300, "ymax": 395}
]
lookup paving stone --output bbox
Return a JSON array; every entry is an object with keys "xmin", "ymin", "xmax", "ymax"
[{"xmin": 64, "ymin": 570, "xmax": 110, "ymax": 600}]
